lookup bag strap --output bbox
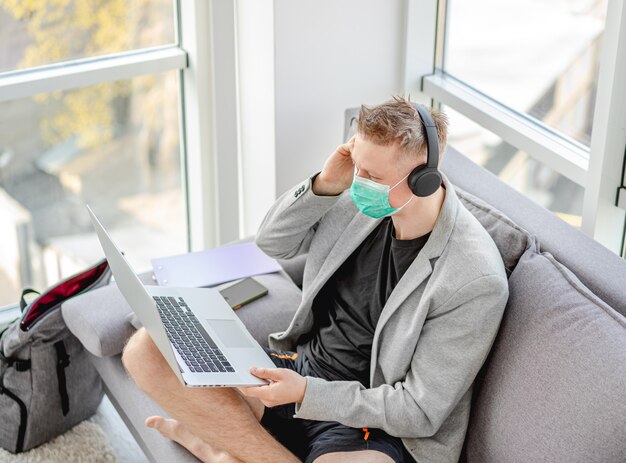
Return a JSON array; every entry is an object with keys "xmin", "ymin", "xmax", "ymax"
[
  {"xmin": 0, "ymin": 351, "xmax": 31, "ymax": 372},
  {"xmin": 54, "ymin": 341, "xmax": 70, "ymax": 416},
  {"xmin": 19, "ymin": 289, "xmax": 40, "ymax": 312},
  {"xmin": 0, "ymin": 380, "xmax": 27, "ymax": 453}
]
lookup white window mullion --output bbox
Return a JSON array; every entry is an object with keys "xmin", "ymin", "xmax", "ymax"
[
  {"xmin": 0, "ymin": 46, "xmax": 186, "ymax": 103},
  {"xmin": 209, "ymin": 0, "xmax": 241, "ymax": 247},
  {"xmin": 402, "ymin": 0, "xmax": 440, "ymax": 105},
  {"xmin": 179, "ymin": 0, "xmax": 241, "ymax": 251},
  {"xmin": 581, "ymin": 0, "xmax": 626, "ymax": 254},
  {"xmin": 179, "ymin": 0, "xmax": 217, "ymax": 251},
  {"xmin": 235, "ymin": 0, "xmax": 276, "ymax": 240}
]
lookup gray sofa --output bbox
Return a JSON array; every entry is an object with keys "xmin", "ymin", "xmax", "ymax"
[{"xmin": 61, "ymin": 109, "xmax": 626, "ymax": 462}]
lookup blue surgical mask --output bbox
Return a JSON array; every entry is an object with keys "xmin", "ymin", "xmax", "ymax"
[{"xmin": 350, "ymin": 168, "xmax": 414, "ymax": 219}]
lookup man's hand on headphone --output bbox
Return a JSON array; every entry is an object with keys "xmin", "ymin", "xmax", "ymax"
[{"xmin": 313, "ymin": 134, "xmax": 356, "ymax": 196}]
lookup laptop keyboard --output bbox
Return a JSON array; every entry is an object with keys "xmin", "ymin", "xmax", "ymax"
[{"xmin": 153, "ymin": 296, "xmax": 235, "ymax": 373}]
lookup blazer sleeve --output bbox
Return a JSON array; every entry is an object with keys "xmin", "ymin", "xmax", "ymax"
[
  {"xmin": 293, "ymin": 274, "xmax": 509, "ymax": 438},
  {"xmin": 255, "ymin": 171, "xmax": 343, "ymax": 260}
]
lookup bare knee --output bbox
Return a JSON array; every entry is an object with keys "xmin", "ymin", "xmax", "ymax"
[
  {"xmin": 235, "ymin": 389, "xmax": 265, "ymax": 422},
  {"xmin": 122, "ymin": 328, "xmax": 265, "ymax": 420},
  {"xmin": 121, "ymin": 327, "xmax": 153, "ymax": 369}
]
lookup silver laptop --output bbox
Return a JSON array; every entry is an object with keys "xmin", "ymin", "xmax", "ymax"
[{"xmin": 87, "ymin": 205, "xmax": 275, "ymax": 388}]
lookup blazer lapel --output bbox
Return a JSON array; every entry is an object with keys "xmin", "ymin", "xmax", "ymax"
[{"xmin": 369, "ymin": 173, "xmax": 460, "ymax": 380}]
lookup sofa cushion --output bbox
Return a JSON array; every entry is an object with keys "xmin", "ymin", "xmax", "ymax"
[
  {"xmin": 455, "ymin": 186, "xmax": 536, "ymax": 277},
  {"xmin": 464, "ymin": 249, "xmax": 626, "ymax": 462},
  {"xmin": 441, "ymin": 146, "xmax": 626, "ymax": 317},
  {"xmin": 62, "ymin": 270, "xmax": 302, "ymax": 357}
]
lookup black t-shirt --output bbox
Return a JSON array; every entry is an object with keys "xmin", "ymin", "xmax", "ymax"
[{"xmin": 295, "ymin": 216, "xmax": 430, "ymax": 387}]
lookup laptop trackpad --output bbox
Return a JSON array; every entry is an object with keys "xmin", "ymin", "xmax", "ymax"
[{"xmin": 208, "ymin": 319, "xmax": 254, "ymax": 348}]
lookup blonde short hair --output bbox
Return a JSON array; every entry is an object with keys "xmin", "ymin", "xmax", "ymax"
[{"xmin": 357, "ymin": 95, "xmax": 449, "ymax": 165}]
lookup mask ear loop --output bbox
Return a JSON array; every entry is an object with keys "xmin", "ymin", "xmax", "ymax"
[
  {"xmin": 388, "ymin": 170, "xmax": 415, "ymax": 214},
  {"xmin": 397, "ymin": 193, "xmax": 414, "ymax": 210},
  {"xmin": 390, "ymin": 171, "xmax": 412, "ymax": 190}
]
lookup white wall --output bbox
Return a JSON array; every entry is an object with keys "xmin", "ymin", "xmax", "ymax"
[
  {"xmin": 273, "ymin": 0, "xmax": 407, "ymax": 196},
  {"xmin": 236, "ymin": 0, "xmax": 407, "ymax": 237},
  {"xmin": 236, "ymin": 0, "xmax": 276, "ymax": 239}
]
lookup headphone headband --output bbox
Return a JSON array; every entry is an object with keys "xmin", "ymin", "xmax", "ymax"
[
  {"xmin": 406, "ymin": 102, "xmax": 443, "ymax": 197},
  {"xmin": 413, "ymin": 103, "xmax": 439, "ymax": 170}
]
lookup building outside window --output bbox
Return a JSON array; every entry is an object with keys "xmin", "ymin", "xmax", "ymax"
[{"xmin": 0, "ymin": 0, "xmax": 187, "ymax": 307}]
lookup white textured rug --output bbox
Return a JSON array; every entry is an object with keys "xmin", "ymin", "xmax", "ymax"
[{"xmin": 0, "ymin": 421, "xmax": 118, "ymax": 463}]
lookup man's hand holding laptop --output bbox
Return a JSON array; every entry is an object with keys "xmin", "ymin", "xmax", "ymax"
[{"xmin": 238, "ymin": 367, "xmax": 307, "ymax": 407}]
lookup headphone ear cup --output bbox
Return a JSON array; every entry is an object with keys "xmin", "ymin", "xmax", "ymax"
[{"xmin": 408, "ymin": 166, "xmax": 442, "ymax": 197}]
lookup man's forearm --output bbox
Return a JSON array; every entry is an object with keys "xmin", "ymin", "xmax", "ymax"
[{"xmin": 255, "ymin": 173, "xmax": 342, "ymax": 259}]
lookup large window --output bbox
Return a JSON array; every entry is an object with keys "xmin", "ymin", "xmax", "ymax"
[
  {"xmin": 445, "ymin": 0, "xmax": 607, "ymax": 148},
  {"xmin": 413, "ymin": 0, "xmax": 626, "ymax": 257},
  {"xmin": 0, "ymin": 74, "xmax": 185, "ymax": 306},
  {"xmin": 444, "ymin": 105, "xmax": 585, "ymax": 227},
  {"xmin": 0, "ymin": 0, "xmax": 190, "ymax": 307}
]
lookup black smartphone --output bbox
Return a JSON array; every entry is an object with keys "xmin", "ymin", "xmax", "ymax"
[{"xmin": 218, "ymin": 277, "xmax": 268, "ymax": 310}]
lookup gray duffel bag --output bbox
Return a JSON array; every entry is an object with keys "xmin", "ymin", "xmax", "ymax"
[{"xmin": 0, "ymin": 258, "xmax": 111, "ymax": 453}]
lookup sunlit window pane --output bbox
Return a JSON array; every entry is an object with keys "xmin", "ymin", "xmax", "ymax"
[
  {"xmin": 0, "ymin": 71, "xmax": 185, "ymax": 306},
  {"xmin": 443, "ymin": 105, "xmax": 584, "ymax": 227},
  {"xmin": 444, "ymin": 0, "xmax": 608, "ymax": 147},
  {"xmin": 0, "ymin": 0, "xmax": 175, "ymax": 74}
]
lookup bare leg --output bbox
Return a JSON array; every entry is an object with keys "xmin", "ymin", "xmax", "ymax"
[{"xmin": 121, "ymin": 327, "xmax": 300, "ymax": 463}]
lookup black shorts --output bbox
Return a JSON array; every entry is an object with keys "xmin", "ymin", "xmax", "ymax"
[{"xmin": 259, "ymin": 347, "xmax": 415, "ymax": 463}]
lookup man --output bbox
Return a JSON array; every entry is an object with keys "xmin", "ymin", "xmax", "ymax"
[{"xmin": 122, "ymin": 96, "xmax": 509, "ymax": 463}]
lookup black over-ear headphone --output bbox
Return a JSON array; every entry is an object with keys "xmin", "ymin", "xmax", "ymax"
[{"xmin": 407, "ymin": 104, "xmax": 442, "ymax": 197}]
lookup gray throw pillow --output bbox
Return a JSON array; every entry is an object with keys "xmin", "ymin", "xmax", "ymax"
[
  {"xmin": 464, "ymin": 249, "xmax": 626, "ymax": 462},
  {"xmin": 454, "ymin": 186, "xmax": 536, "ymax": 277},
  {"xmin": 61, "ymin": 281, "xmax": 141, "ymax": 358}
]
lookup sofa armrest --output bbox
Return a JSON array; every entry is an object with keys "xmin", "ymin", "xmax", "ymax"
[{"xmin": 61, "ymin": 272, "xmax": 156, "ymax": 358}]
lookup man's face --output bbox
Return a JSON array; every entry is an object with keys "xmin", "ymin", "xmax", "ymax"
[{"xmin": 350, "ymin": 133, "xmax": 417, "ymax": 209}]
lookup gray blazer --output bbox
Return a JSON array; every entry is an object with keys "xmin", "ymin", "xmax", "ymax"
[{"xmin": 256, "ymin": 171, "xmax": 509, "ymax": 463}]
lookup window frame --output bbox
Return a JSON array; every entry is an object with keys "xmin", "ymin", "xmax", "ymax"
[
  {"xmin": 405, "ymin": 0, "xmax": 626, "ymax": 256},
  {"xmin": 0, "ymin": 0, "xmax": 239, "ymax": 312},
  {"xmin": 0, "ymin": 46, "xmax": 187, "ymax": 102},
  {"xmin": 178, "ymin": 0, "xmax": 241, "ymax": 252}
]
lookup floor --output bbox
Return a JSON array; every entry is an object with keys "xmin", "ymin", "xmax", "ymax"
[{"xmin": 91, "ymin": 395, "xmax": 150, "ymax": 463}]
